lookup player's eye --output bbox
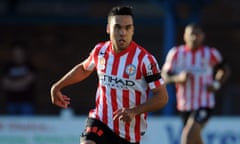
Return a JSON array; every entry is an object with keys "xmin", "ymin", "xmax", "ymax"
[
  {"xmin": 126, "ymin": 25, "xmax": 132, "ymax": 30},
  {"xmin": 115, "ymin": 25, "xmax": 121, "ymax": 30}
]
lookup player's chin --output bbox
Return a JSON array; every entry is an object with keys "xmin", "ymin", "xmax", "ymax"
[
  {"xmin": 118, "ymin": 44, "xmax": 129, "ymax": 50},
  {"xmin": 118, "ymin": 39, "xmax": 129, "ymax": 45}
]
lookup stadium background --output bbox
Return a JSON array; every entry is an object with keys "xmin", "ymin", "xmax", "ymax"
[{"xmin": 0, "ymin": 0, "xmax": 239, "ymax": 117}]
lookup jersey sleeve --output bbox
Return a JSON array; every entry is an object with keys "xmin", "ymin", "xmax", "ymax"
[
  {"xmin": 141, "ymin": 54, "xmax": 164, "ymax": 89},
  {"xmin": 162, "ymin": 47, "xmax": 178, "ymax": 73},
  {"xmin": 82, "ymin": 44, "xmax": 99, "ymax": 71},
  {"xmin": 210, "ymin": 47, "xmax": 223, "ymax": 66}
]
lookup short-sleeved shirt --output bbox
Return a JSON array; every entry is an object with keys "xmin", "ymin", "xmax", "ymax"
[
  {"xmin": 83, "ymin": 41, "xmax": 164, "ymax": 143},
  {"xmin": 162, "ymin": 45, "xmax": 222, "ymax": 111}
]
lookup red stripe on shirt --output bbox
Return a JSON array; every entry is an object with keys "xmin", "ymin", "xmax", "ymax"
[
  {"xmin": 198, "ymin": 48, "xmax": 205, "ymax": 107},
  {"xmin": 135, "ymin": 90, "xmax": 141, "ymax": 142},
  {"xmin": 182, "ymin": 49, "xmax": 187, "ymax": 110},
  {"xmin": 111, "ymin": 56, "xmax": 120, "ymax": 75},
  {"xmin": 95, "ymin": 87, "xmax": 100, "ymax": 120},
  {"xmin": 122, "ymin": 90, "xmax": 130, "ymax": 141},
  {"xmin": 111, "ymin": 89, "xmax": 119, "ymax": 135},
  {"xmin": 210, "ymin": 48, "xmax": 219, "ymax": 65},
  {"xmin": 102, "ymin": 86, "xmax": 108, "ymax": 124},
  {"xmin": 206, "ymin": 75, "xmax": 211, "ymax": 106},
  {"xmin": 136, "ymin": 51, "xmax": 145, "ymax": 79}
]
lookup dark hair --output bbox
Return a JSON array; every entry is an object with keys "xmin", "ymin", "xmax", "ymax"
[
  {"xmin": 185, "ymin": 23, "xmax": 203, "ymax": 32},
  {"xmin": 108, "ymin": 6, "xmax": 134, "ymax": 22}
]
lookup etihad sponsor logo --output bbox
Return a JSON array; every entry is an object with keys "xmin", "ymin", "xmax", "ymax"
[{"xmin": 99, "ymin": 74, "xmax": 135, "ymax": 89}]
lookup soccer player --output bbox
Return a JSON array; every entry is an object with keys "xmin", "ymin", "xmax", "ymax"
[
  {"xmin": 50, "ymin": 6, "xmax": 168, "ymax": 144},
  {"xmin": 161, "ymin": 23, "xmax": 230, "ymax": 144}
]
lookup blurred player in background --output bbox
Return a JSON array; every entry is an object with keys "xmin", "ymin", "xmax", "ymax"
[
  {"xmin": 51, "ymin": 5, "xmax": 168, "ymax": 144},
  {"xmin": 161, "ymin": 23, "xmax": 230, "ymax": 144}
]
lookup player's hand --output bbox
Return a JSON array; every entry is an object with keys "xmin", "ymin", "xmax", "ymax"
[
  {"xmin": 113, "ymin": 108, "xmax": 136, "ymax": 123},
  {"xmin": 206, "ymin": 85, "xmax": 216, "ymax": 92},
  {"xmin": 51, "ymin": 87, "xmax": 70, "ymax": 108},
  {"xmin": 177, "ymin": 71, "xmax": 191, "ymax": 84},
  {"xmin": 206, "ymin": 81, "xmax": 221, "ymax": 92}
]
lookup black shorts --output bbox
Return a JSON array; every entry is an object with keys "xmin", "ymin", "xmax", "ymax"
[
  {"xmin": 80, "ymin": 117, "xmax": 139, "ymax": 144},
  {"xmin": 179, "ymin": 107, "xmax": 213, "ymax": 126}
]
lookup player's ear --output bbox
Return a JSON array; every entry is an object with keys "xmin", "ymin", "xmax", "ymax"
[{"xmin": 106, "ymin": 24, "xmax": 110, "ymax": 34}]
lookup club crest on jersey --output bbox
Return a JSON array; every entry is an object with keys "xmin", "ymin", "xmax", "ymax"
[
  {"xmin": 125, "ymin": 64, "xmax": 136, "ymax": 76},
  {"xmin": 98, "ymin": 57, "xmax": 105, "ymax": 70}
]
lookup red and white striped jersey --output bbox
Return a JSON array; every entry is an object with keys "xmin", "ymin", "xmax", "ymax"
[
  {"xmin": 162, "ymin": 45, "xmax": 223, "ymax": 111},
  {"xmin": 83, "ymin": 41, "xmax": 164, "ymax": 142}
]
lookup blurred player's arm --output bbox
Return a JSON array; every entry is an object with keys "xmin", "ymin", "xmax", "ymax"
[
  {"xmin": 161, "ymin": 47, "xmax": 186, "ymax": 84},
  {"xmin": 161, "ymin": 70, "xmax": 191, "ymax": 84},
  {"xmin": 210, "ymin": 61, "xmax": 231, "ymax": 91},
  {"xmin": 214, "ymin": 61, "xmax": 231, "ymax": 83}
]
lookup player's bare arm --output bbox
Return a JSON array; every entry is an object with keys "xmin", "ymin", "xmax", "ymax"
[
  {"xmin": 51, "ymin": 63, "xmax": 94, "ymax": 108},
  {"xmin": 207, "ymin": 63, "xmax": 231, "ymax": 92},
  {"xmin": 113, "ymin": 85, "xmax": 168, "ymax": 122},
  {"xmin": 215, "ymin": 64, "xmax": 231, "ymax": 84},
  {"xmin": 161, "ymin": 70, "xmax": 190, "ymax": 84}
]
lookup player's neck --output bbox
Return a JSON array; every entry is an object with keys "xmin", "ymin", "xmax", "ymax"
[
  {"xmin": 112, "ymin": 45, "xmax": 128, "ymax": 54},
  {"xmin": 186, "ymin": 44, "xmax": 202, "ymax": 51}
]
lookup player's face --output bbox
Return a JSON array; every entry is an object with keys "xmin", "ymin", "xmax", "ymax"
[
  {"xmin": 184, "ymin": 26, "xmax": 204, "ymax": 49},
  {"xmin": 107, "ymin": 15, "xmax": 134, "ymax": 52}
]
